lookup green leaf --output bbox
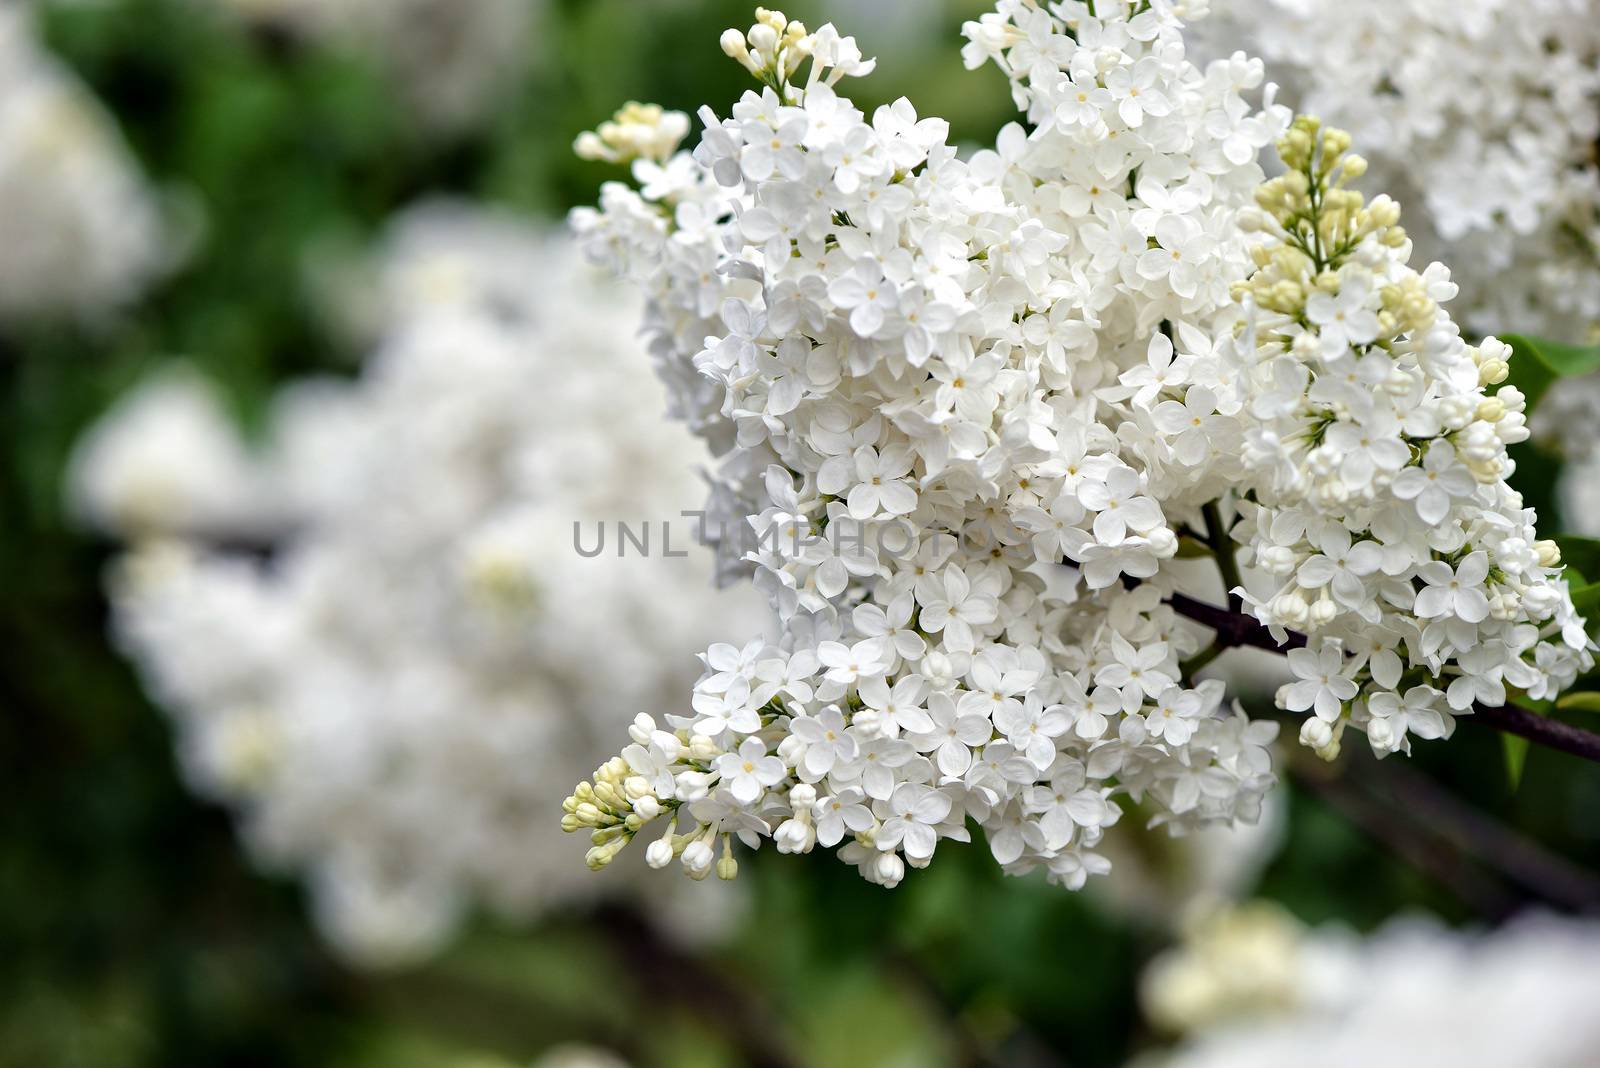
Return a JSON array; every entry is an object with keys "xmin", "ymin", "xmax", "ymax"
[
  {"xmin": 1570, "ymin": 583, "xmax": 1600, "ymax": 624},
  {"xmin": 1551, "ymin": 538, "xmax": 1600, "ymax": 633},
  {"xmin": 1500, "ymin": 333, "xmax": 1600, "ymax": 413},
  {"xmin": 1502, "ymin": 733, "xmax": 1530, "ymax": 791},
  {"xmin": 1556, "ymin": 691, "xmax": 1600, "ymax": 714},
  {"xmin": 1555, "ymin": 535, "xmax": 1600, "ymax": 588},
  {"xmin": 1500, "ymin": 694, "xmax": 1555, "ymax": 790}
]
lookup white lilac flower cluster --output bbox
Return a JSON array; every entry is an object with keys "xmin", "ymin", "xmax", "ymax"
[
  {"xmin": 76, "ymin": 203, "xmax": 755, "ymax": 966},
  {"xmin": 1229, "ymin": 118, "xmax": 1593, "ymax": 757},
  {"xmin": 565, "ymin": 2, "xmax": 1290, "ymax": 892},
  {"xmin": 560, "ymin": 4, "xmax": 1591, "ymax": 895},
  {"xmin": 1193, "ymin": 0, "xmax": 1600, "ymax": 346},
  {"xmin": 1138, "ymin": 904, "xmax": 1600, "ymax": 1068},
  {"xmin": 0, "ymin": 4, "xmax": 169, "ymax": 325}
]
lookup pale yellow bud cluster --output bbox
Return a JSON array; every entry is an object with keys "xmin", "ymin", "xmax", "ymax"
[
  {"xmin": 1379, "ymin": 274, "xmax": 1438, "ymax": 339},
  {"xmin": 1232, "ymin": 242, "xmax": 1313, "ymax": 315},
  {"xmin": 721, "ymin": 8, "xmax": 812, "ymax": 86},
  {"xmin": 1233, "ymin": 118, "xmax": 1409, "ymax": 316},
  {"xmin": 573, "ymin": 102, "xmax": 691, "ymax": 166},
  {"xmin": 561, "ymin": 756, "xmax": 666, "ymax": 871}
]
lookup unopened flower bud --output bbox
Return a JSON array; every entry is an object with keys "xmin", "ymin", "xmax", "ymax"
[
  {"xmin": 689, "ymin": 734, "xmax": 720, "ymax": 762},
  {"xmin": 1488, "ymin": 592, "xmax": 1519, "ymax": 622},
  {"xmin": 681, "ymin": 838, "xmax": 714, "ymax": 875},
  {"xmin": 628, "ymin": 714, "xmax": 657, "ymax": 745},
  {"xmin": 1366, "ymin": 716, "xmax": 1395, "ymax": 751},
  {"xmin": 585, "ymin": 838, "xmax": 626, "ymax": 871},
  {"xmin": 774, "ymin": 817, "xmax": 814, "ymax": 854},
  {"xmin": 721, "ymin": 27, "xmax": 751, "ymax": 62},
  {"xmin": 1309, "ymin": 594, "xmax": 1338, "ymax": 627},
  {"xmin": 645, "ymin": 839, "xmax": 674, "ymax": 869},
  {"xmin": 747, "ymin": 23, "xmax": 778, "ymax": 57},
  {"xmin": 716, "ymin": 840, "xmax": 740, "ymax": 880},
  {"xmin": 1478, "ymin": 359, "xmax": 1510, "ymax": 387},
  {"xmin": 1535, "ymin": 540, "xmax": 1561, "ymax": 568},
  {"xmin": 1299, "ymin": 716, "xmax": 1333, "ymax": 750},
  {"xmin": 849, "ymin": 706, "xmax": 886, "ymax": 737},
  {"xmin": 632, "ymin": 795, "xmax": 661, "ymax": 821},
  {"xmin": 872, "ymin": 852, "xmax": 905, "ymax": 888},
  {"xmin": 1259, "ymin": 544, "xmax": 1298, "ymax": 575},
  {"xmin": 1147, "ymin": 526, "xmax": 1178, "ymax": 558}
]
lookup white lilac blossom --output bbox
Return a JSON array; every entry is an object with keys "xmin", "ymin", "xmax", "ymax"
[
  {"xmin": 1138, "ymin": 903, "xmax": 1600, "ymax": 1068},
  {"xmin": 0, "ymin": 4, "xmax": 169, "ymax": 324},
  {"xmin": 1189, "ymin": 0, "xmax": 1600, "ymax": 576},
  {"xmin": 561, "ymin": 5, "xmax": 1591, "ymax": 895},
  {"xmin": 1231, "ymin": 119, "xmax": 1591, "ymax": 756},
  {"xmin": 86, "ymin": 205, "xmax": 758, "ymax": 966},
  {"xmin": 1193, "ymin": 0, "xmax": 1600, "ymax": 346}
]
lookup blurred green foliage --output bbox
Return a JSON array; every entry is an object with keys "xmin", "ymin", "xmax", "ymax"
[{"xmin": 4, "ymin": 2, "xmax": 1600, "ymax": 1066}]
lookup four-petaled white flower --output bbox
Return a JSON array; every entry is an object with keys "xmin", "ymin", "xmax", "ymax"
[
  {"xmin": 875, "ymin": 782, "xmax": 952, "ymax": 861},
  {"xmin": 1392, "ymin": 442, "xmax": 1478, "ymax": 525},
  {"xmin": 716, "ymin": 737, "xmax": 789, "ymax": 804},
  {"xmin": 1415, "ymin": 552, "xmax": 1492, "ymax": 624},
  {"xmin": 1283, "ymin": 644, "xmax": 1360, "ymax": 721},
  {"xmin": 790, "ymin": 705, "xmax": 859, "ymax": 779}
]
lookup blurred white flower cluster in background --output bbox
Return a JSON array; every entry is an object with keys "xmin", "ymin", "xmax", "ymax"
[
  {"xmin": 70, "ymin": 202, "xmax": 760, "ymax": 967},
  {"xmin": 0, "ymin": 4, "xmax": 171, "ymax": 325},
  {"xmin": 1137, "ymin": 902, "xmax": 1600, "ymax": 1068},
  {"xmin": 530, "ymin": 1047, "xmax": 631, "ymax": 1068}
]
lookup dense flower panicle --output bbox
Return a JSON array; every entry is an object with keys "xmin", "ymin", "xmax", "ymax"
[
  {"xmin": 563, "ymin": 4, "xmax": 1591, "ymax": 894},
  {"xmin": 80, "ymin": 204, "xmax": 756, "ymax": 966},
  {"xmin": 1226, "ymin": 119, "xmax": 1592, "ymax": 756},
  {"xmin": 1193, "ymin": 0, "xmax": 1600, "ymax": 346},
  {"xmin": 1140, "ymin": 904, "xmax": 1600, "ymax": 1068},
  {"xmin": 566, "ymin": 1, "xmax": 1288, "ymax": 891},
  {"xmin": 0, "ymin": 5, "xmax": 170, "ymax": 323}
]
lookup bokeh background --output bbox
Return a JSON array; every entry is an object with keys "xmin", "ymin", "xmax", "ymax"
[{"xmin": 4, "ymin": 2, "xmax": 1600, "ymax": 1066}]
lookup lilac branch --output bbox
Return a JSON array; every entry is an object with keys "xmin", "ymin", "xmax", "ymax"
[{"xmin": 1156, "ymin": 586, "xmax": 1600, "ymax": 765}]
